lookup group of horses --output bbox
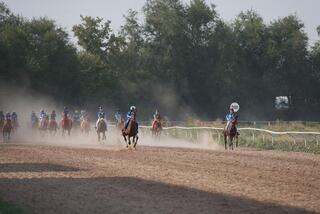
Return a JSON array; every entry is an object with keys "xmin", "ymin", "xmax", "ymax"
[
  {"xmin": 31, "ymin": 114, "xmax": 91, "ymax": 137},
  {"xmin": 1, "ymin": 118, "xmax": 18, "ymax": 142}
]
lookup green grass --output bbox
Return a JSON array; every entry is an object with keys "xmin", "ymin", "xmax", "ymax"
[{"xmin": 0, "ymin": 201, "xmax": 26, "ymax": 214}]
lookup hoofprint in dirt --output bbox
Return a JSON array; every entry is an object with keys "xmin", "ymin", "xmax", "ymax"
[{"xmin": 0, "ymin": 144, "xmax": 319, "ymax": 214}]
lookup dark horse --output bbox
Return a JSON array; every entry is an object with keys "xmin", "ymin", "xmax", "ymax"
[
  {"xmin": 223, "ymin": 119, "xmax": 238, "ymax": 150},
  {"xmin": 152, "ymin": 119, "xmax": 162, "ymax": 139},
  {"xmin": 61, "ymin": 114, "xmax": 72, "ymax": 136},
  {"xmin": 122, "ymin": 113, "xmax": 139, "ymax": 149},
  {"xmin": 3, "ymin": 119, "xmax": 13, "ymax": 143},
  {"xmin": 96, "ymin": 118, "xmax": 107, "ymax": 142}
]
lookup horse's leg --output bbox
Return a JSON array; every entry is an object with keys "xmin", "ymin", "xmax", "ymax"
[
  {"xmin": 98, "ymin": 132, "xmax": 100, "ymax": 142},
  {"xmin": 230, "ymin": 137, "xmax": 234, "ymax": 150},
  {"xmin": 103, "ymin": 131, "xmax": 106, "ymax": 141},
  {"xmin": 224, "ymin": 133, "xmax": 227, "ymax": 150},
  {"xmin": 133, "ymin": 135, "xmax": 139, "ymax": 149},
  {"xmin": 236, "ymin": 135, "xmax": 239, "ymax": 147}
]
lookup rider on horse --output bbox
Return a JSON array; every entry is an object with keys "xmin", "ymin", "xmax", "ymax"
[
  {"xmin": 73, "ymin": 110, "xmax": 81, "ymax": 121},
  {"xmin": 152, "ymin": 109, "xmax": 162, "ymax": 129},
  {"xmin": 50, "ymin": 110, "xmax": 56, "ymax": 120},
  {"xmin": 97, "ymin": 106, "xmax": 106, "ymax": 118},
  {"xmin": 95, "ymin": 112, "xmax": 108, "ymax": 129},
  {"xmin": 39, "ymin": 109, "xmax": 46, "ymax": 120},
  {"xmin": 124, "ymin": 106, "xmax": 137, "ymax": 131},
  {"xmin": 5, "ymin": 112, "xmax": 11, "ymax": 120},
  {"xmin": 114, "ymin": 109, "xmax": 122, "ymax": 123},
  {"xmin": 225, "ymin": 107, "xmax": 239, "ymax": 134},
  {"xmin": 31, "ymin": 111, "xmax": 37, "ymax": 121},
  {"xmin": 12, "ymin": 112, "xmax": 18, "ymax": 121},
  {"xmin": 80, "ymin": 110, "xmax": 88, "ymax": 120}
]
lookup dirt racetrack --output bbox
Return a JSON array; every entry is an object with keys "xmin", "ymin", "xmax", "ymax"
[{"xmin": 0, "ymin": 142, "xmax": 320, "ymax": 214}]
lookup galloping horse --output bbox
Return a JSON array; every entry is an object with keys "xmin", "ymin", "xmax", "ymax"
[
  {"xmin": 152, "ymin": 119, "xmax": 162, "ymax": 139},
  {"xmin": 80, "ymin": 118, "xmax": 91, "ymax": 135},
  {"xmin": 223, "ymin": 119, "xmax": 238, "ymax": 150},
  {"xmin": 61, "ymin": 114, "xmax": 72, "ymax": 136},
  {"xmin": 48, "ymin": 118, "xmax": 58, "ymax": 136},
  {"xmin": 39, "ymin": 116, "xmax": 49, "ymax": 137},
  {"xmin": 122, "ymin": 113, "xmax": 139, "ymax": 149},
  {"xmin": 96, "ymin": 118, "xmax": 107, "ymax": 141},
  {"xmin": 3, "ymin": 119, "xmax": 13, "ymax": 142}
]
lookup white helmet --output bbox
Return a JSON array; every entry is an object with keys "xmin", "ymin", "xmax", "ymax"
[{"xmin": 130, "ymin": 106, "xmax": 136, "ymax": 111}]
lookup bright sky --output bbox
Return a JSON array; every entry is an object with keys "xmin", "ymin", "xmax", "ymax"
[{"xmin": 3, "ymin": 0, "xmax": 320, "ymax": 45}]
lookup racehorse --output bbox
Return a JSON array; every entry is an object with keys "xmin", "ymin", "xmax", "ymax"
[
  {"xmin": 80, "ymin": 118, "xmax": 91, "ymax": 135},
  {"xmin": 122, "ymin": 112, "xmax": 139, "ymax": 149},
  {"xmin": 152, "ymin": 119, "xmax": 162, "ymax": 139},
  {"xmin": 0, "ymin": 118, "xmax": 4, "ymax": 133},
  {"xmin": 96, "ymin": 118, "xmax": 107, "ymax": 142},
  {"xmin": 31, "ymin": 117, "xmax": 39, "ymax": 132},
  {"xmin": 39, "ymin": 116, "xmax": 49, "ymax": 137},
  {"xmin": 2, "ymin": 119, "xmax": 13, "ymax": 142},
  {"xmin": 48, "ymin": 118, "xmax": 58, "ymax": 136},
  {"xmin": 61, "ymin": 114, "xmax": 72, "ymax": 136},
  {"xmin": 223, "ymin": 119, "xmax": 238, "ymax": 150},
  {"xmin": 116, "ymin": 117, "xmax": 125, "ymax": 132}
]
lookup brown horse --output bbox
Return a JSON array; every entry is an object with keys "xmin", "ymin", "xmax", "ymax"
[
  {"xmin": 116, "ymin": 117, "xmax": 125, "ymax": 132},
  {"xmin": 3, "ymin": 119, "xmax": 13, "ymax": 142},
  {"xmin": 80, "ymin": 118, "xmax": 91, "ymax": 135},
  {"xmin": 61, "ymin": 114, "xmax": 72, "ymax": 136},
  {"xmin": 49, "ymin": 118, "xmax": 58, "ymax": 136},
  {"xmin": 122, "ymin": 113, "xmax": 139, "ymax": 149},
  {"xmin": 0, "ymin": 118, "xmax": 4, "ymax": 133},
  {"xmin": 96, "ymin": 118, "xmax": 107, "ymax": 142},
  {"xmin": 152, "ymin": 119, "xmax": 162, "ymax": 139},
  {"xmin": 223, "ymin": 119, "xmax": 238, "ymax": 150}
]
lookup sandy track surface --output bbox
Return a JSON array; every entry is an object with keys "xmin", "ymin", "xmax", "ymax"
[{"xmin": 0, "ymin": 143, "xmax": 319, "ymax": 214}]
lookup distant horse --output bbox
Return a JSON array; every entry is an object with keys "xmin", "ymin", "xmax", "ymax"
[
  {"xmin": 122, "ymin": 113, "xmax": 139, "ymax": 149},
  {"xmin": 80, "ymin": 118, "xmax": 91, "ymax": 135},
  {"xmin": 152, "ymin": 119, "xmax": 162, "ymax": 139},
  {"xmin": 116, "ymin": 117, "xmax": 125, "ymax": 132},
  {"xmin": 48, "ymin": 118, "xmax": 58, "ymax": 136},
  {"xmin": 223, "ymin": 119, "xmax": 238, "ymax": 150},
  {"xmin": 3, "ymin": 119, "xmax": 13, "ymax": 142},
  {"xmin": 0, "ymin": 118, "xmax": 4, "ymax": 133},
  {"xmin": 96, "ymin": 118, "xmax": 107, "ymax": 142},
  {"xmin": 31, "ymin": 117, "xmax": 39, "ymax": 132},
  {"xmin": 39, "ymin": 116, "xmax": 49, "ymax": 137},
  {"xmin": 61, "ymin": 114, "xmax": 72, "ymax": 136}
]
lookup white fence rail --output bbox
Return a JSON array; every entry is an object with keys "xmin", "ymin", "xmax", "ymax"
[{"xmin": 139, "ymin": 125, "xmax": 320, "ymax": 148}]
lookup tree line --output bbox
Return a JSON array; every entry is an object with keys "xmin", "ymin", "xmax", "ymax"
[{"xmin": 1, "ymin": 0, "xmax": 320, "ymax": 120}]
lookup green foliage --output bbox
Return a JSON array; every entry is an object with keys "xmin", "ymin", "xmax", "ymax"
[
  {"xmin": 0, "ymin": 201, "xmax": 26, "ymax": 214},
  {"xmin": 1, "ymin": 0, "xmax": 320, "ymax": 120}
]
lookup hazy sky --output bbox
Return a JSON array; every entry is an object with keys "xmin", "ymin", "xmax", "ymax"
[{"xmin": 3, "ymin": 0, "xmax": 320, "ymax": 45}]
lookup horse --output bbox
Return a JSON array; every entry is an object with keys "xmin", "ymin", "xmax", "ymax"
[
  {"xmin": 122, "ymin": 113, "xmax": 139, "ymax": 149},
  {"xmin": 96, "ymin": 118, "xmax": 107, "ymax": 142},
  {"xmin": 61, "ymin": 114, "xmax": 72, "ymax": 136},
  {"xmin": 31, "ymin": 117, "xmax": 39, "ymax": 132},
  {"xmin": 0, "ymin": 118, "xmax": 4, "ymax": 133},
  {"xmin": 80, "ymin": 118, "xmax": 91, "ymax": 135},
  {"xmin": 116, "ymin": 117, "xmax": 125, "ymax": 132},
  {"xmin": 12, "ymin": 118, "xmax": 19, "ymax": 134},
  {"xmin": 223, "ymin": 119, "xmax": 238, "ymax": 150},
  {"xmin": 48, "ymin": 118, "xmax": 58, "ymax": 136},
  {"xmin": 39, "ymin": 116, "xmax": 49, "ymax": 137},
  {"xmin": 152, "ymin": 119, "xmax": 162, "ymax": 139},
  {"xmin": 3, "ymin": 119, "xmax": 13, "ymax": 143}
]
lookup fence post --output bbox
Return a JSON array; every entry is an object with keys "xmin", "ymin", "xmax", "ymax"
[
  {"xmin": 271, "ymin": 135, "xmax": 274, "ymax": 145},
  {"xmin": 252, "ymin": 131, "xmax": 255, "ymax": 143},
  {"xmin": 262, "ymin": 134, "xmax": 265, "ymax": 142},
  {"xmin": 304, "ymin": 138, "xmax": 307, "ymax": 147}
]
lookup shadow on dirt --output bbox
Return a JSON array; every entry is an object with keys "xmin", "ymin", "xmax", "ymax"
[
  {"xmin": 0, "ymin": 163, "xmax": 80, "ymax": 173},
  {"xmin": 0, "ymin": 176, "xmax": 317, "ymax": 214}
]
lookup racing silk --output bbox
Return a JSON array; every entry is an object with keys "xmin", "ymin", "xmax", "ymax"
[
  {"xmin": 95, "ymin": 118, "xmax": 108, "ymax": 128},
  {"xmin": 225, "ymin": 113, "xmax": 238, "ymax": 122},
  {"xmin": 126, "ymin": 111, "xmax": 134, "ymax": 120},
  {"xmin": 50, "ymin": 113, "xmax": 56, "ymax": 120},
  {"xmin": 12, "ymin": 113, "xmax": 18, "ymax": 121},
  {"xmin": 97, "ymin": 111, "xmax": 106, "ymax": 118},
  {"xmin": 39, "ymin": 112, "xmax": 46, "ymax": 120},
  {"xmin": 5, "ymin": 113, "xmax": 11, "ymax": 120}
]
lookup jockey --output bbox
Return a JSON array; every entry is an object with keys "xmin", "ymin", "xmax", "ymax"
[
  {"xmin": 97, "ymin": 106, "xmax": 106, "ymax": 118},
  {"xmin": 39, "ymin": 109, "xmax": 46, "ymax": 120},
  {"xmin": 5, "ymin": 112, "xmax": 11, "ymax": 120},
  {"xmin": 152, "ymin": 109, "xmax": 162, "ymax": 129},
  {"xmin": 225, "ymin": 107, "xmax": 239, "ymax": 132},
  {"xmin": 73, "ymin": 110, "xmax": 81, "ymax": 121},
  {"xmin": 95, "ymin": 112, "xmax": 108, "ymax": 128},
  {"xmin": 63, "ymin": 106, "xmax": 69, "ymax": 117},
  {"xmin": 124, "ymin": 106, "xmax": 137, "ymax": 130},
  {"xmin": 50, "ymin": 110, "xmax": 56, "ymax": 120},
  {"xmin": 114, "ymin": 110, "xmax": 122, "ymax": 122},
  {"xmin": 11, "ymin": 112, "xmax": 18, "ymax": 121},
  {"xmin": 0, "ymin": 111, "xmax": 4, "ymax": 121},
  {"xmin": 80, "ymin": 110, "xmax": 88, "ymax": 120},
  {"xmin": 31, "ymin": 111, "xmax": 37, "ymax": 122}
]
